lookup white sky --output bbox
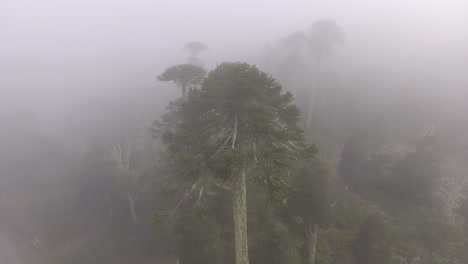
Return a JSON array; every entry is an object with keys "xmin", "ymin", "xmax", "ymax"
[{"xmin": 1, "ymin": 0, "xmax": 467, "ymax": 115}]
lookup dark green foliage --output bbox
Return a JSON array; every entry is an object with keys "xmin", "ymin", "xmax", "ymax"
[
  {"xmin": 157, "ymin": 64, "xmax": 207, "ymax": 98},
  {"xmin": 413, "ymin": 210, "xmax": 461, "ymax": 254},
  {"xmin": 321, "ymin": 194, "xmax": 367, "ymax": 263},
  {"xmin": 338, "ymin": 122, "xmax": 389, "ymax": 193},
  {"xmin": 280, "ymin": 162, "xmax": 331, "ymax": 263},
  {"xmin": 338, "ymin": 130, "xmax": 370, "ymax": 186},
  {"xmin": 332, "ymin": 195, "xmax": 367, "ymax": 231},
  {"xmin": 285, "ymin": 161, "xmax": 331, "ymax": 233},
  {"xmin": 153, "ymin": 177, "xmax": 309, "ymax": 264},
  {"xmin": 157, "ymin": 62, "xmax": 314, "ymax": 202},
  {"xmin": 352, "ymin": 215, "xmax": 390, "ymax": 264},
  {"xmin": 154, "ymin": 62, "xmax": 314, "ymax": 264},
  {"xmin": 249, "ymin": 219, "xmax": 303, "ymax": 264},
  {"xmin": 152, "ymin": 183, "xmax": 230, "ymax": 264},
  {"xmin": 247, "ymin": 183, "xmax": 303, "ymax": 264},
  {"xmin": 387, "ymin": 135, "xmax": 441, "ymax": 204},
  {"xmin": 157, "ymin": 64, "xmax": 206, "ymax": 87}
]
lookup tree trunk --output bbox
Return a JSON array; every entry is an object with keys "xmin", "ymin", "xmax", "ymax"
[
  {"xmin": 232, "ymin": 169, "xmax": 249, "ymax": 264},
  {"xmin": 305, "ymin": 85, "xmax": 316, "ymax": 130},
  {"xmin": 128, "ymin": 196, "xmax": 138, "ymax": 225},
  {"xmin": 307, "ymin": 223, "xmax": 318, "ymax": 264},
  {"xmin": 305, "ymin": 61, "xmax": 320, "ymax": 130},
  {"xmin": 181, "ymin": 84, "xmax": 187, "ymax": 100}
]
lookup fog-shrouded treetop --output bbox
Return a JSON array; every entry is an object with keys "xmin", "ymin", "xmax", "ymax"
[
  {"xmin": 309, "ymin": 19, "xmax": 345, "ymax": 60},
  {"xmin": 184, "ymin": 41, "xmax": 209, "ymax": 65},
  {"xmin": 183, "ymin": 41, "xmax": 208, "ymax": 56},
  {"xmin": 283, "ymin": 31, "xmax": 308, "ymax": 49},
  {"xmin": 157, "ymin": 64, "xmax": 207, "ymax": 99}
]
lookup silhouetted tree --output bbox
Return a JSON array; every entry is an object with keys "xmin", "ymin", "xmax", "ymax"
[
  {"xmin": 388, "ymin": 135, "xmax": 441, "ymax": 204},
  {"xmin": 305, "ymin": 20, "xmax": 345, "ymax": 129},
  {"xmin": 183, "ymin": 41, "xmax": 208, "ymax": 66},
  {"xmin": 286, "ymin": 164, "xmax": 329, "ymax": 264},
  {"xmin": 278, "ymin": 31, "xmax": 308, "ymax": 97},
  {"xmin": 157, "ymin": 64, "xmax": 207, "ymax": 99}
]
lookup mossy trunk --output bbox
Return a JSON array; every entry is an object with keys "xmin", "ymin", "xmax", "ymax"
[{"xmin": 232, "ymin": 169, "xmax": 249, "ymax": 264}]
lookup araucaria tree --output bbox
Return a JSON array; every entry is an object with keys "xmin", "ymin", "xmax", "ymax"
[
  {"xmin": 158, "ymin": 62, "xmax": 314, "ymax": 264},
  {"xmin": 157, "ymin": 64, "xmax": 207, "ymax": 99},
  {"xmin": 183, "ymin": 41, "xmax": 208, "ymax": 66},
  {"xmin": 305, "ymin": 20, "xmax": 345, "ymax": 129}
]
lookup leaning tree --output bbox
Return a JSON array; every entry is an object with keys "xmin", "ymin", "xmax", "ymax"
[{"xmin": 157, "ymin": 62, "xmax": 315, "ymax": 264}]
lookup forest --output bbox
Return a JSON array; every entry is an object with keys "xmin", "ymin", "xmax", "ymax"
[{"xmin": 2, "ymin": 1, "xmax": 468, "ymax": 264}]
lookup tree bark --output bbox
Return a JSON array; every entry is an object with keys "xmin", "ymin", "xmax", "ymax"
[
  {"xmin": 232, "ymin": 169, "xmax": 249, "ymax": 264},
  {"xmin": 307, "ymin": 223, "xmax": 318, "ymax": 264},
  {"xmin": 128, "ymin": 196, "xmax": 138, "ymax": 224}
]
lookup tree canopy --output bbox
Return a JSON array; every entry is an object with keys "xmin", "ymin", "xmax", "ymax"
[
  {"xmin": 157, "ymin": 64, "xmax": 207, "ymax": 99},
  {"xmin": 184, "ymin": 41, "xmax": 209, "ymax": 65},
  {"xmin": 157, "ymin": 62, "xmax": 315, "ymax": 264},
  {"xmin": 183, "ymin": 41, "xmax": 208, "ymax": 56},
  {"xmin": 309, "ymin": 20, "xmax": 345, "ymax": 59}
]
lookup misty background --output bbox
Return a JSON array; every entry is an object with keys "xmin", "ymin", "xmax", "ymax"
[{"xmin": 2, "ymin": 0, "xmax": 468, "ymax": 263}]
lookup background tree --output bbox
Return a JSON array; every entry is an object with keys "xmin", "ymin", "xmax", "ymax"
[
  {"xmin": 352, "ymin": 214, "xmax": 390, "ymax": 264},
  {"xmin": 284, "ymin": 163, "xmax": 329, "ymax": 264},
  {"xmin": 277, "ymin": 31, "xmax": 308, "ymax": 97},
  {"xmin": 157, "ymin": 62, "xmax": 315, "ymax": 264},
  {"xmin": 183, "ymin": 41, "xmax": 208, "ymax": 66},
  {"xmin": 305, "ymin": 20, "xmax": 345, "ymax": 129},
  {"xmin": 157, "ymin": 64, "xmax": 207, "ymax": 99},
  {"xmin": 108, "ymin": 127, "xmax": 156, "ymax": 225},
  {"xmin": 387, "ymin": 135, "xmax": 442, "ymax": 204},
  {"xmin": 309, "ymin": 20, "xmax": 345, "ymax": 61}
]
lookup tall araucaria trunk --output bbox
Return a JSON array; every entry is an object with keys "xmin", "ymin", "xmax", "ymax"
[
  {"xmin": 307, "ymin": 223, "xmax": 318, "ymax": 264},
  {"xmin": 232, "ymin": 169, "xmax": 249, "ymax": 264}
]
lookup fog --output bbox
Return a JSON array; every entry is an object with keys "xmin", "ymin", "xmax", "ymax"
[
  {"xmin": 2, "ymin": 0, "xmax": 468, "ymax": 263},
  {"xmin": 3, "ymin": 0, "xmax": 468, "ymax": 111}
]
